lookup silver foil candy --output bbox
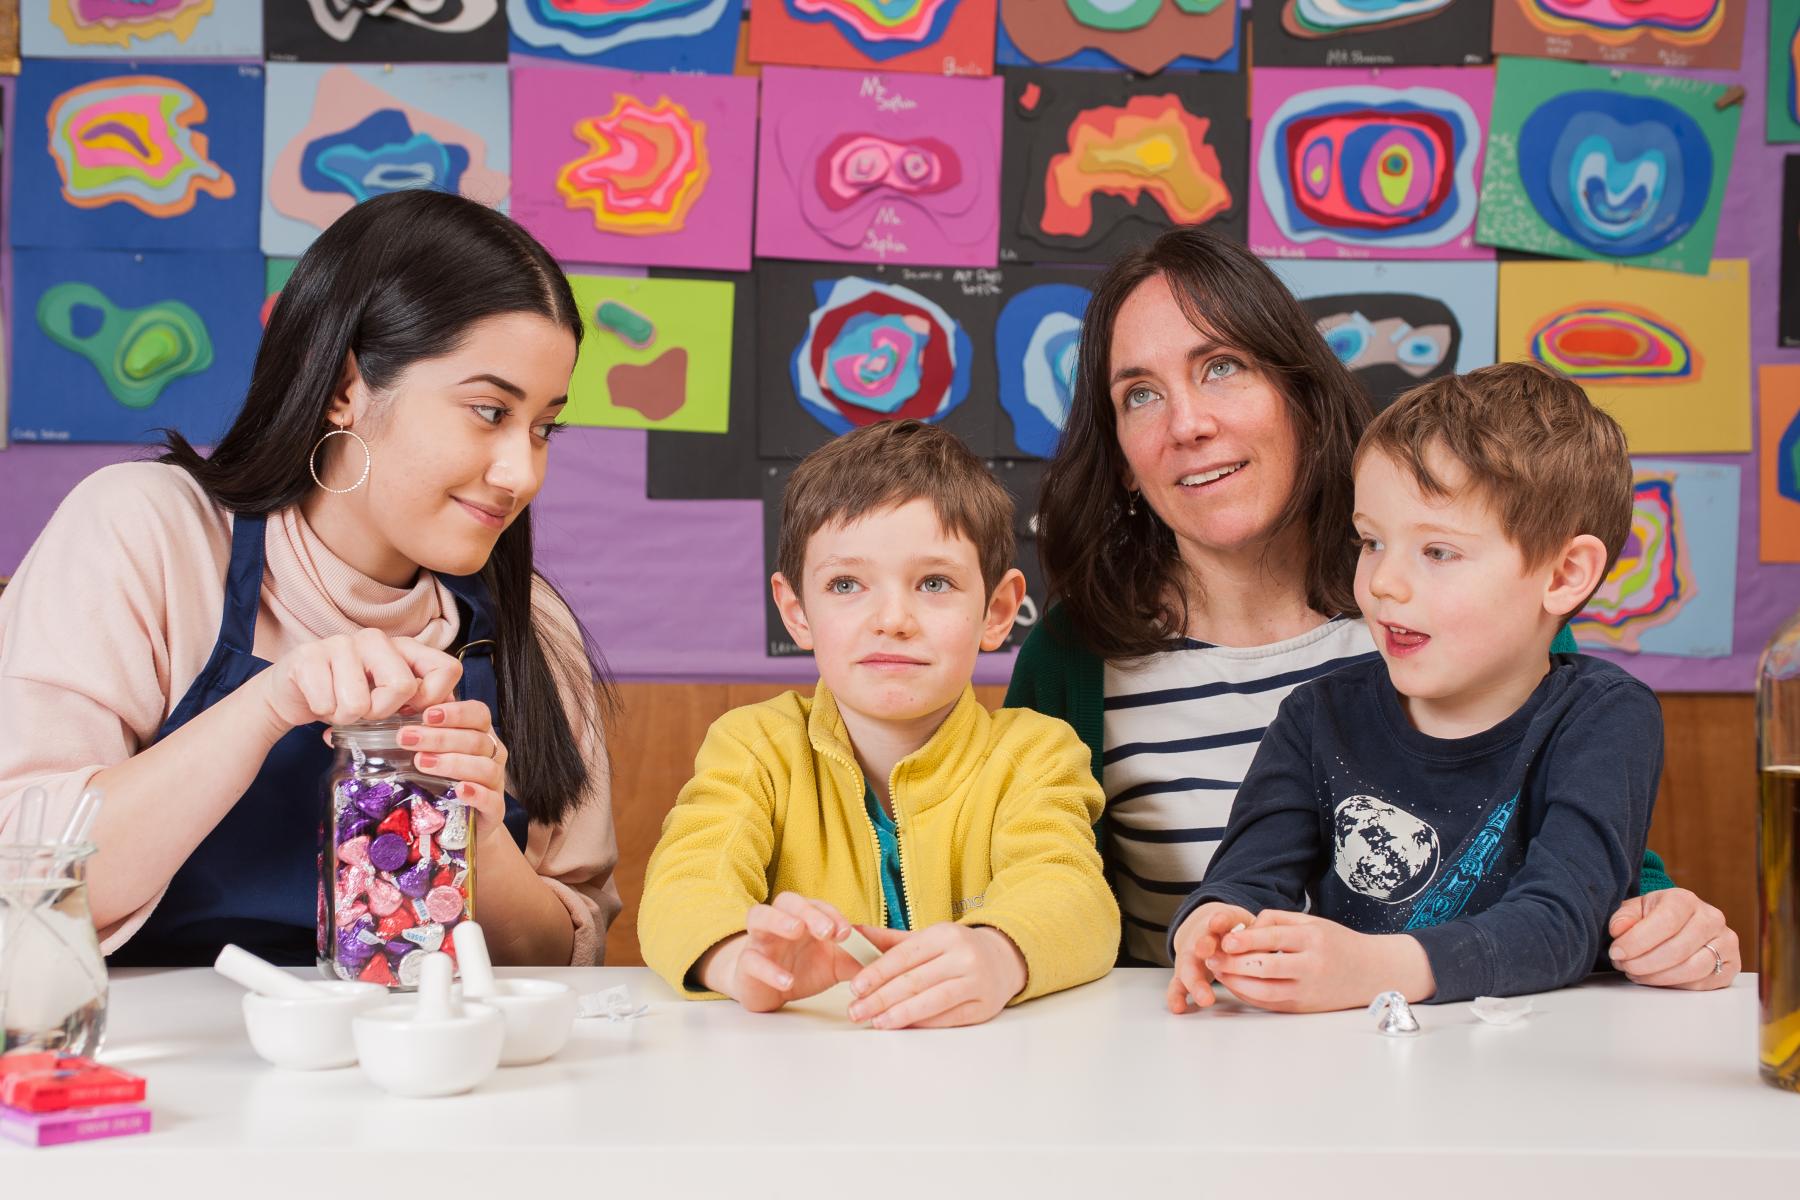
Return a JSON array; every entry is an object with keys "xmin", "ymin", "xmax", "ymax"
[{"xmin": 1369, "ymin": 990, "xmax": 1420, "ymax": 1036}]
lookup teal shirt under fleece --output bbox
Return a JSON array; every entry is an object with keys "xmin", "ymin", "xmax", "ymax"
[{"xmin": 864, "ymin": 783, "xmax": 912, "ymax": 931}]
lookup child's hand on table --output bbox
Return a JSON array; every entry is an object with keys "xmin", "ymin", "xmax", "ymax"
[
  {"xmin": 1200, "ymin": 910, "xmax": 1436, "ymax": 1014},
  {"xmin": 844, "ymin": 923, "xmax": 1027, "ymax": 1029},
  {"xmin": 698, "ymin": 893, "xmax": 863, "ymax": 1012},
  {"xmin": 1167, "ymin": 901, "xmax": 1255, "ymax": 1013}
]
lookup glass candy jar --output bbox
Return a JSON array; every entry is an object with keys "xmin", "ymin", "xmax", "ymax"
[
  {"xmin": 1758, "ymin": 607, "xmax": 1800, "ymax": 1092},
  {"xmin": 319, "ymin": 717, "xmax": 474, "ymax": 990}
]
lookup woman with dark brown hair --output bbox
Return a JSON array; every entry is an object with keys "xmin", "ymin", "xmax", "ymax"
[{"xmin": 1004, "ymin": 226, "xmax": 1739, "ymax": 991}]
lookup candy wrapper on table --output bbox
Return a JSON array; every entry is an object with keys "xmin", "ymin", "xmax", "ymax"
[{"xmin": 318, "ymin": 720, "xmax": 474, "ymax": 990}]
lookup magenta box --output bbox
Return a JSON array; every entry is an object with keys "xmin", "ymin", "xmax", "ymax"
[{"xmin": 0, "ymin": 1102, "xmax": 152, "ymax": 1148}]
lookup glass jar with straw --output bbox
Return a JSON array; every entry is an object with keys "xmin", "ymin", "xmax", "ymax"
[{"xmin": 1, "ymin": 787, "xmax": 107, "ymax": 1057}]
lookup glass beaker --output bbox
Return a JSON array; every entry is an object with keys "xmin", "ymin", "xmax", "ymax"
[
  {"xmin": 0, "ymin": 842, "xmax": 108, "ymax": 1057},
  {"xmin": 1758, "ymin": 606, "xmax": 1800, "ymax": 1092}
]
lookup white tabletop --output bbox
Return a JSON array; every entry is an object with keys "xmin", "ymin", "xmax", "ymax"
[{"xmin": 4, "ymin": 967, "xmax": 1796, "ymax": 1195}]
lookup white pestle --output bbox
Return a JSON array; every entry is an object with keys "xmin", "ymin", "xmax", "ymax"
[
  {"xmin": 58, "ymin": 788, "xmax": 103, "ymax": 848},
  {"xmin": 415, "ymin": 951, "xmax": 459, "ymax": 1021},
  {"xmin": 452, "ymin": 921, "xmax": 503, "ymax": 998},
  {"xmin": 215, "ymin": 944, "xmax": 327, "ymax": 1002}
]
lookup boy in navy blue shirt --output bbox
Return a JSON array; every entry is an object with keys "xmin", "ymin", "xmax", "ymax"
[{"xmin": 1167, "ymin": 362, "xmax": 1658, "ymax": 1012}]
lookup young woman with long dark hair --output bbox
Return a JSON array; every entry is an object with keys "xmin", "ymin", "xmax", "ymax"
[{"xmin": 0, "ymin": 190, "xmax": 619, "ymax": 967}]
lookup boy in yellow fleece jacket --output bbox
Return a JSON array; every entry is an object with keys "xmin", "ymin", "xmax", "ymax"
[{"xmin": 639, "ymin": 420, "xmax": 1118, "ymax": 1028}]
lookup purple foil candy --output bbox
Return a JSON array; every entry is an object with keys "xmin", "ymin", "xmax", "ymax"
[
  {"xmin": 336, "ymin": 816, "xmax": 374, "ymax": 844},
  {"xmin": 385, "ymin": 940, "xmax": 413, "ymax": 958},
  {"xmin": 368, "ymin": 833, "xmax": 409, "ymax": 873},
  {"xmin": 352, "ymin": 779, "xmax": 404, "ymax": 819},
  {"xmin": 337, "ymin": 925, "xmax": 375, "ymax": 964},
  {"xmin": 396, "ymin": 860, "xmax": 433, "ymax": 898}
]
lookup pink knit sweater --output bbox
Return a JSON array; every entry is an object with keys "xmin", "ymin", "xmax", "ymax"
[{"xmin": 0, "ymin": 462, "xmax": 620, "ymax": 963}]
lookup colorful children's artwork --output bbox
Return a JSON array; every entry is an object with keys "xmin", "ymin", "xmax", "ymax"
[
  {"xmin": 1270, "ymin": 260, "xmax": 1497, "ymax": 411},
  {"xmin": 512, "ymin": 66, "xmax": 756, "ymax": 272},
  {"xmin": 261, "ymin": 64, "xmax": 510, "ymax": 258},
  {"xmin": 21, "ymin": 0, "xmax": 264, "ymax": 58},
  {"xmin": 564, "ymin": 274, "xmax": 734, "ymax": 433},
  {"xmin": 756, "ymin": 261, "xmax": 999, "ymax": 459},
  {"xmin": 1001, "ymin": 68, "xmax": 1248, "ymax": 265},
  {"xmin": 1492, "ymin": 0, "xmax": 1745, "ymax": 70},
  {"xmin": 507, "ymin": 0, "xmax": 745, "ymax": 72},
  {"xmin": 645, "ymin": 269, "xmax": 760, "ymax": 500},
  {"xmin": 748, "ymin": 0, "xmax": 997, "ymax": 76},
  {"xmin": 1570, "ymin": 459, "xmax": 1739, "ymax": 657},
  {"xmin": 9, "ymin": 248, "xmax": 263, "ymax": 446},
  {"xmin": 994, "ymin": 266, "xmax": 1098, "ymax": 458},
  {"xmin": 1770, "ymin": 2, "xmax": 1800, "ymax": 143},
  {"xmin": 13, "ymin": 62, "xmax": 263, "ymax": 250},
  {"xmin": 263, "ymin": 0, "xmax": 507, "ymax": 63},
  {"xmin": 1253, "ymin": 0, "xmax": 1493, "ymax": 68},
  {"xmin": 1760, "ymin": 366, "xmax": 1800, "ymax": 564},
  {"xmin": 757, "ymin": 68, "xmax": 1003, "ymax": 269},
  {"xmin": 1477, "ymin": 57, "xmax": 1737, "ymax": 275},
  {"xmin": 1250, "ymin": 67, "xmax": 1491, "ymax": 260},
  {"xmin": 1497, "ymin": 259, "xmax": 1749, "ymax": 454},
  {"xmin": 995, "ymin": 0, "xmax": 1241, "ymax": 75},
  {"xmin": 262, "ymin": 257, "xmax": 298, "ymax": 326}
]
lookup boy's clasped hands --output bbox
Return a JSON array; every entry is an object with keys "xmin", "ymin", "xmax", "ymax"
[
  {"xmin": 697, "ymin": 893, "xmax": 1027, "ymax": 1029},
  {"xmin": 1168, "ymin": 902, "xmax": 1435, "ymax": 1016}
]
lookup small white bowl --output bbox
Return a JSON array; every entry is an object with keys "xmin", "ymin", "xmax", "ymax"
[
  {"xmin": 481, "ymin": 979, "xmax": 577, "ymax": 1066},
  {"xmin": 352, "ymin": 1002, "xmax": 504, "ymax": 1097},
  {"xmin": 242, "ymin": 981, "xmax": 387, "ymax": 1070}
]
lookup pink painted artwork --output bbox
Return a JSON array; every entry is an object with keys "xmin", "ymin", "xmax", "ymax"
[
  {"xmin": 1250, "ymin": 66, "xmax": 1494, "ymax": 262},
  {"xmin": 510, "ymin": 65, "xmax": 758, "ymax": 273},
  {"xmin": 755, "ymin": 66, "xmax": 1003, "ymax": 269}
]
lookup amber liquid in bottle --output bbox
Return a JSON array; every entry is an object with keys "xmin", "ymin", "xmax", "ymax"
[{"xmin": 1761, "ymin": 766, "xmax": 1800, "ymax": 1092}]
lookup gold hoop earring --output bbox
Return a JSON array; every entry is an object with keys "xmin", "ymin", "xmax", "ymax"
[{"xmin": 310, "ymin": 427, "xmax": 371, "ymax": 494}]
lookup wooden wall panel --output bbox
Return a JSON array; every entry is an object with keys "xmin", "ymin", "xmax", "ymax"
[{"xmin": 604, "ymin": 685, "xmax": 1761, "ymax": 971}]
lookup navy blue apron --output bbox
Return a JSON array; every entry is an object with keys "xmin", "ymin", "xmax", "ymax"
[{"xmin": 107, "ymin": 513, "xmax": 528, "ymax": 968}]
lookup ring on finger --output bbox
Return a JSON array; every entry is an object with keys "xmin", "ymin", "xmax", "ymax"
[
  {"xmin": 486, "ymin": 731, "xmax": 502, "ymax": 758},
  {"xmin": 1704, "ymin": 940, "xmax": 1724, "ymax": 977}
]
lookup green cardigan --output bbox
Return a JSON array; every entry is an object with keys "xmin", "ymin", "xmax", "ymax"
[{"xmin": 1003, "ymin": 604, "xmax": 1675, "ymax": 894}]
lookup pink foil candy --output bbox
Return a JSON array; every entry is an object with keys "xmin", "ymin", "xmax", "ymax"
[
  {"xmin": 339, "ymin": 835, "xmax": 371, "ymax": 869},
  {"xmin": 334, "ymin": 901, "xmax": 369, "ymax": 928},
  {"xmin": 425, "ymin": 886, "xmax": 464, "ymax": 924},
  {"xmin": 409, "ymin": 795, "xmax": 445, "ymax": 836},
  {"xmin": 367, "ymin": 877, "xmax": 405, "ymax": 917}
]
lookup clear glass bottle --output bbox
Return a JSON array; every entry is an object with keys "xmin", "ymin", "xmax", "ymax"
[
  {"xmin": 1757, "ymin": 608, "xmax": 1800, "ymax": 1092},
  {"xmin": 0, "ymin": 841, "xmax": 107, "ymax": 1056},
  {"xmin": 319, "ymin": 717, "xmax": 474, "ymax": 990}
]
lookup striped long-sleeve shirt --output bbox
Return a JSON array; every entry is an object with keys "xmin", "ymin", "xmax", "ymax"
[{"xmin": 1102, "ymin": 618, "xmax": 1378, "ymax": 966}]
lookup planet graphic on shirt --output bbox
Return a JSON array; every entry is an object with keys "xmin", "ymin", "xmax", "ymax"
[{"xmin": 1331, "ymin": 795, "xmax": 1440, "ymax": 903}]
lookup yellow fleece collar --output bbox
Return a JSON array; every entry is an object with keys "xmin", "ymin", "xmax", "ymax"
[{"xmin": 806, "ymin": 681, "xmax": 993, "ymax": 814}]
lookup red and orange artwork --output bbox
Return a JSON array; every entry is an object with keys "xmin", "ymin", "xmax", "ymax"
[{"xmin": 1040, "ymin": 94, "xmax": 1231, "ymax": 239}]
